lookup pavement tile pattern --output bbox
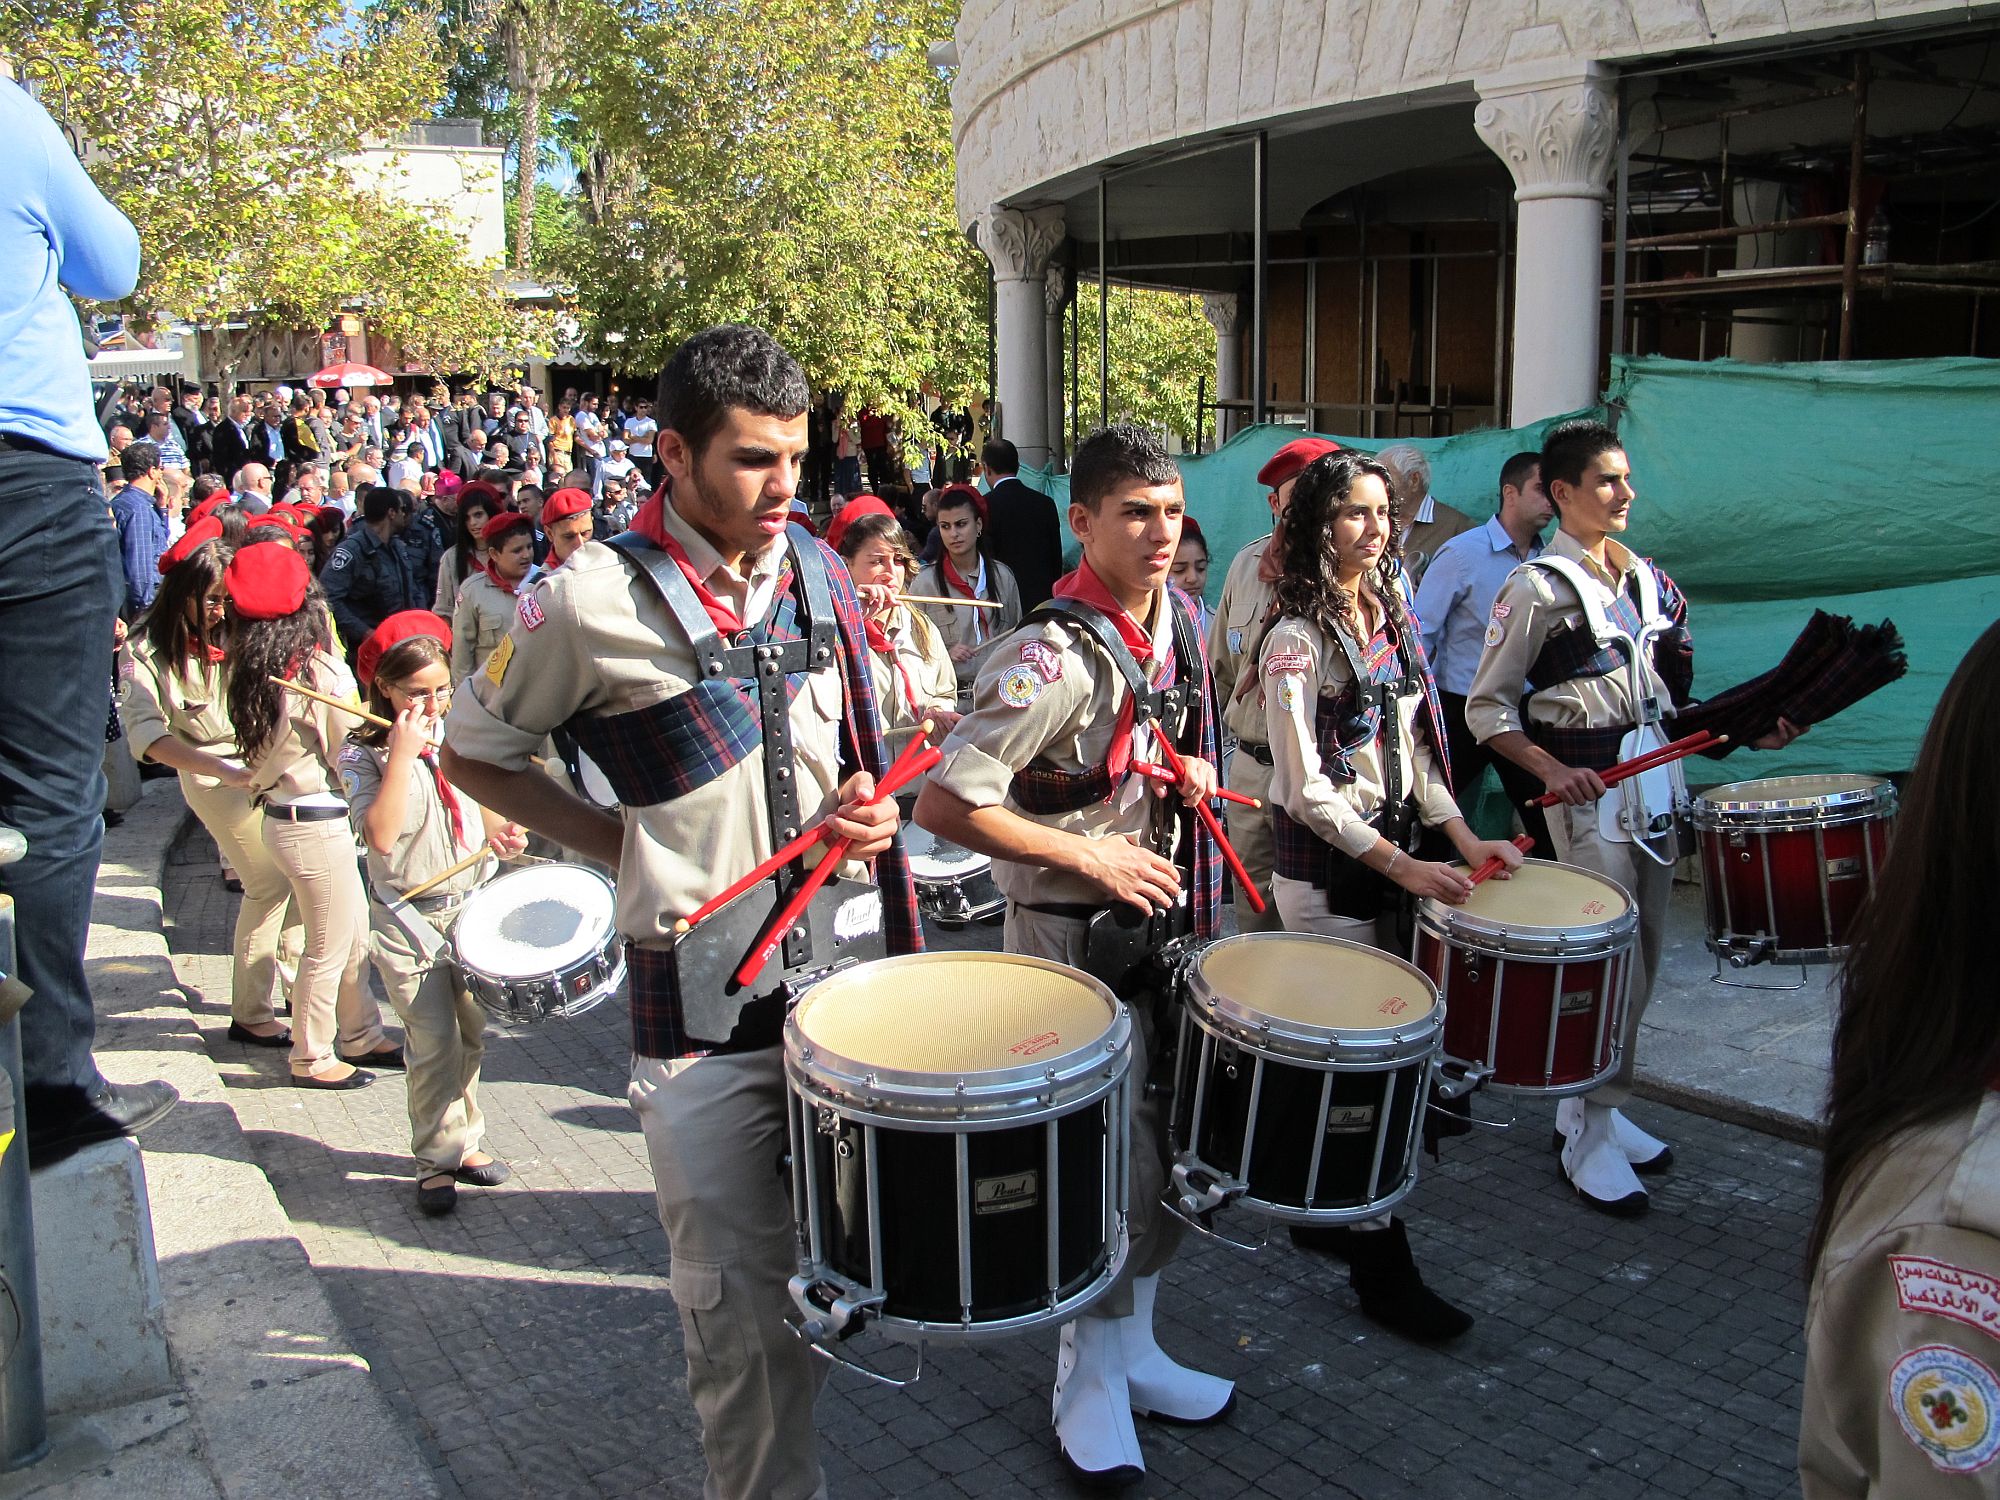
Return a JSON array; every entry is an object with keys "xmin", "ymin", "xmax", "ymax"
[{"xmin": 163, "ymin": 829, "xmax": 1815, "ymax": 1499}]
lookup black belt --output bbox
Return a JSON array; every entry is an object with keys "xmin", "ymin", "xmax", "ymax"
[
  {"xmin": 0, "ymin": 431, "xmax": 71, "ymax": 458},
  {"xmin": 263, "ymin": 803, "xmax": 349, "ymax": 823},
  {"xmin": 1016, "ymin": 900, "xmax": 1107, "ymax": 922},
  {"xmin": 1236, "ymin": 741, "xmax": 1273, "ymax": 766}
]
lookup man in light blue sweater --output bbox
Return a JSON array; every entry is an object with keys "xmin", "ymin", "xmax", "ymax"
[{"xmin": 1, "ymin": 76, "xmax": 179, "ymax": 1163}]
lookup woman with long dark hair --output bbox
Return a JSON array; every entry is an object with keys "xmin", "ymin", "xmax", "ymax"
[
  {"xmin": 1800, "ymin": 619, "xmax": 2000, "ymax": 1497},
  {"xmin": 451, "ymin": 511, "xmax": 534, "ymax": 684},
  {"xmin": 223, "ymin": 541, "xmax": 396, "ymax": 1089},
  {"xmin": 834, "ymin": 508, "xmax": 957, "ymax": 740},
  {"xmin": 1256, "ymin": 450, "xmax": 1521, "ymax": 1344},
  {"xmin": 435, "ymin": 481, "xmax": 502, "ymax": 612},
  {"xmin": 125, "ymin": 522, "xmax": 295, "ymax": 1046}
]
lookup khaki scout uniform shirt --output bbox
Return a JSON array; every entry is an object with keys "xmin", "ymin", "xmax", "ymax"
[
  {"xmin": 930, "ymin": 590, "xmax": 1180, "ymax": 909},
  {"xmin": 245, "ymin": 649, "xmax": 364, "ymax": 804},
  {"xmin": 867, "ymin": 605, "xmax": 957, "ymax": 740},
  {"xmin": 1208, "ymin": 534, "xmax": 1281, "ymax": 749},
  {"xmin": 910, "ymin": 554, "xmax": 1024, "ymax": 692},
  {"xmin": 124, "ymin": 637, "xmax": 235, "ymax": 785},
  {"xmin": 1260, "ymin": 614, "xmax": 1459, "ymax": 858},
  {"xmin": 1801, "ymin": 1094, "xmax": 2000, "ymax": 1498},
  {"xmin": 338, "ymin": 741, "xmax": 492, "ymax": 900},
  {"xmin": 444, "ymin": 495, "xmax": 853, "ymax": 947},
  {"xmin": 1463, "ymin": 528, "xmax": 1674, "ymax": 749},
  {"xmin": 451, "ymin": 570, "xmax": 519, "ymax": 685}
]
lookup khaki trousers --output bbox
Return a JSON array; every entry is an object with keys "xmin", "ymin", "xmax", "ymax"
[
  {"xmin": 629, "ymin": 1049, "xmax": 829, "ymax": 1500},
  {"xmin": 1224, "ymin": 748, "xmax": 1282, "ymax": 933},
  {"xmin": 369, "ymin": 903, "xmax": 485, "ymax": 1176},
  {"xmin": 262, "ymin": 814, "xmax": 386, "ymax": 1073},
  {"xmin": 1004, "ymin": 903, "xmax": 1184, "ymax": 1320},
  {"xmin": 1547, "ymin": 803, "xmax": 1674, "ymax": 1108},
  {"xmin": 180, "ymin": 773, "xmax": 300, "ymax": 1028}
]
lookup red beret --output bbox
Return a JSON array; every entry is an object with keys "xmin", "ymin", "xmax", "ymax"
[
  {"xmin": 482, "ymin": 511, "xmax": 532, "ymax": 546},
  {"xmin": 458, "ymin": 480, "xmax": 506, "ymax": 514},
  {"xmin": 158, "ymin": 516, "xmax": 224, "ymax": 574},
  {"xmin": 542, "ymin": 486, "xmax": 592, "ymax": 523},
  {"xmin": 936, "ymin": 482, "xmax": 986, "ymax": 522},
  {"xmin": 187, "ymin": 494, "xmax": 230, "ymax": 526},
  {"xmin": 315, "ymin": 505, "xmax": 347, "ymax": 528},
  {"xmin": 224, "ymin": 540, "xmax": 311, "ymax": 619},
  {"xmin": 825, "ymin": 494, "xmax": 894, "ymax": 554},
  {"xmin": 1256, "ymin": 438, "xmax": 1342, "ymax": 491},
  {"xmin": 247, "ymin": 514, "xmax": 307, "ymax": 540},
  {"xmin": 354, "ymin": 609, "xmax": 452, "ymax": 693},
  {"xmin": 433, "ymin": 470, "xmax": 465, "ymax": 497}
]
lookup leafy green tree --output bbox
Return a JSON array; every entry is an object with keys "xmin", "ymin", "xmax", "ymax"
[{"xmin": 1070, "ymin": 284, "xmax": 1219, "ymax": 449}]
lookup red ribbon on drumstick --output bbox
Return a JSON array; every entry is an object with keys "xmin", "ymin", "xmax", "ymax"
[
  {"xmin": 731, "ymin": 727, "xmax": 944, "ymax": 986},
  {"xmin": 1526, "ymin": 730, "xmax": 1727, "ymax": 809},
  {"xmin": 1468, "ymin": 835, "xmax": 1534, "ymax": 888},
  {"xmin": 1150, "ymin": 733, "xmax": 1266, "ymax": 915},
  {"xmin": 1130, "ymin": 759, "xmax": 1262, "ymax": 808}
]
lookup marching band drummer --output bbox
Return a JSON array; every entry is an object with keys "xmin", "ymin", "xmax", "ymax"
[
  {"xmin": 909, "ymin": 482, "xmax": 1024, "ymax": 708},
  {"xmin": 1465, "ymin": 419, "xmax": 1801, "ymax": 1216},
  {"xmin": 440, "ymin": 326, "xmax": 920, "ymax": 1500},
  {"xmin": 124, "ymin": 518, "xmax": 298, "ymax": 1048},
  {"xmin": 221, "ymin": 541, "xmax": 399, "ymax": 1090},
  {"xmin": 340, "ymin": 613, "xmax": 527, "ymax": 1217},
  {"xmin": 1258, "ymin": 449, "xmax": 1519, "ymax": 1344},
  {"xmin": 832, "ymin": 505, "xmax": 959, "ymax": 743},
  {"xmin": 916, "ymin": 424, "xmax": 1235, "ymax": 1490}
]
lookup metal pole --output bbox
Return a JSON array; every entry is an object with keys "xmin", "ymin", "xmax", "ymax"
[
  {"xmin": 1097, "ymin": 178, "xmax": 1109, "ymax": 429},
  {"xmin": 0, "ymin": 882, "xmax": 49, "ymax": 1471},
  {"xmin": 1612, "ymin": 82, "xmax": 1632, "ymax": 360},
  {"xmin": 1838, "ymin": 52, "xmax": 1870, "ymax": 360},
  {"xmin": 1251, "ymin": 132, "xmax": 1269, "ymax": 425}
]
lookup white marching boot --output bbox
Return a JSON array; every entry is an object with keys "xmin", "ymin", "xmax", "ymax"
[
  {"xmin": 1551, "ymin": 1100, "xmax": 1674, "ymax": 1174},
  {"xmin": 1118, "ymin": 1274, "xmax": 1235, "ymax": 1425},
  {"xmin": 1556, "ymin": 1098, "xmax": 1649, "ymax": 1217},
  {"xmin": 1052, "ymin": 1317, "xmax": 1145, "ymax": 1489}
]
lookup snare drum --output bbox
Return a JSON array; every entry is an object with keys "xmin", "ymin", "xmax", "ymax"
[
  {"xmin": 901, "ymin": 825, "xmax": 1004, "ymax": 928},
  {"xmin": 1413, "ymin": 859, "xmax": 1636, "ymax": 1097},
  {"xmin": 452, "ymin": 863, "xmax": 625, "ymax": 1024},
  {"xmin": 786, "ymin": 953, "xmax": 1131, "ymax": 1344},
  {"xmin": 1170, "ymin": 934, "xmax": 1441, "ymax": 1226},
  {"xmin": 1691, "ymin": 774, "xmax": 1896, "ymax": 966}
]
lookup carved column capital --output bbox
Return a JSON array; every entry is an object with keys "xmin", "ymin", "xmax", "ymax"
[
  {"xmin": 1045, "ymin": 265, "xmax": 1073, "ymax": 319},
  {"xmin": 978, "ymin": 205, "xmax": 1066, "ymax": 282},
  {"xmin": 1474, "ymin": 66, "xmax": 1617, "ymax": 203},
  {"xmin": 1200, "ymin": 292, "xmax": 1244, "ymax": 337}
]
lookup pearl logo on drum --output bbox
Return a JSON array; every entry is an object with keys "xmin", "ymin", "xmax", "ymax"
[{"xmin": 973, "ymin": 1171, "xmax": 1039, "ymax": 1215}]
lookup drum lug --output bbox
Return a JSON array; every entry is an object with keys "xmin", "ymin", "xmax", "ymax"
[
  {"xmin": 1431, "ymin": 1062, "xmax": 1492, "ymax": 1102},
  {"xmin": 815, "ymin": 1107, "xmax": 839, "ymax": 1137}
]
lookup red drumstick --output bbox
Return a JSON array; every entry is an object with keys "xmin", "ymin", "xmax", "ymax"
[
  {"xmin": 1132, "ymin": 759, "xmax": 1263, "ymax": 808},
  {"xmin": 1152, "ymin": 734, "xmax": 1266, "ymax": 915},
  {"xmin": 1468, "ymin": 835, "xmax": 1534, "ymax": 888},
  {"xmin": 681, "ymin": 722, "xmax": 936, "ymax": 935},
  {"xmin": 1527, "ymin": 730, "xmax": 1723, "ymax": 808},
  {"xmin": 733, "ymin": 745, "xmax": 943, "ymax": 986}
]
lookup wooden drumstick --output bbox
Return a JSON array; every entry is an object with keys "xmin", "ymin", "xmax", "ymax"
[
  {"xmin": 1468, "ymin": 835, "xmax": 1535, "ymax": 888},
  {"xmin": 270, "ymin": 674, "xmax": 393, "ymax": 730},
  {"xmin": 400, "ymin": 845, "xmax": 493, "ymax": 901},
  {"xmin": 897, "ymin": 593, "xmax": 1003, "ymax": 609},
  {"xmin": 1153, "ymin": 734, "xmax": 1266, "ymax": 915}
]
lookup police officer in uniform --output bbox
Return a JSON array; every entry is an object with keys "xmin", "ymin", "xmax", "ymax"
[
  {"xmin": 1206, "ymin": 437, "xmax": 1340, "ymax": 931},
  {"xmin": 323, "ymin": 484, "xmax": 416, "ymax": 656},
  {"xmin": 916, "ymin": 424, "xmax": 1234, "ymax": 1489},
  {"xmin": 442, "ymin": 326, "xmax": 918, "ymax": 1500}
]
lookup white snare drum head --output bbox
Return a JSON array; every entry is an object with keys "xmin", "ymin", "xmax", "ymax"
[
  {"xmin": 454, "ymin": 864, "xmax": 616, "ymax": 977},
  {"xmin": 796, "ymin": 957, "xmax": 1114, "ymax": 1074},
  {"xmin": 576, "ymin": 750, "xmax": 617, "ymax": 808},
  {"xmin": 1450, "ymin": 860, "xmax": 1629, "ymax": 931},
  {"xmin": 902, "ymin": 827, "xmax": 991, "ymax": 882},
  {"xmin": 1199, "ymin": 934, "xmax": 1436, "ymax": 1031},
  {"xmin": 1697, "ymin": 773, "xmax": 1885, "ymax": 810}
]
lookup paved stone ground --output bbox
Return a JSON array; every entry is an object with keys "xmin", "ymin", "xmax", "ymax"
[{"xmin": 163, "ymin": 828, "xmax": 1813, "ymax": 1499}]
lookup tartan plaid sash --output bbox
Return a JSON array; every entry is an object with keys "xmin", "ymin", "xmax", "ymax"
[{"xmin": 1526, "ymin": 561, "xmax": 1694, "ymax": 709}]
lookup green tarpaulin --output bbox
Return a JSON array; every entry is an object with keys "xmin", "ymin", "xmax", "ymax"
[{"xmin": 1022, "ymin": 355, "xmax": 1997, "ymax": 780}]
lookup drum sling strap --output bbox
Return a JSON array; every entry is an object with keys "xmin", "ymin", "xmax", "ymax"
[
  {"xmin": 1318, "ymin": 621, "xmax": 1425, "ymax": 928},
  {"xmin": 604, "ymin": 528, "xmax": 887, "ymax": 1045}
]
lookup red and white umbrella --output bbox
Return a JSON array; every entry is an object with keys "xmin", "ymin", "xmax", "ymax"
[{"xmin": 308, "ymin": 361, "xmax": 394, "ymax": 390}]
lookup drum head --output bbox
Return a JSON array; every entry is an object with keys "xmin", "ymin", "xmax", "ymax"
[
  {"xmin": 1696, "ymin": 773, "xmax": 1887, "ymax": 813},
  {"xmin": 903, "ymin": 830, "xmax": 991, "ymax": 882},
  {"xmin": 1198, "ymin": 934, "xmax": 1436, "ymax": 1031},
  {"xmin": 454, "ymin": 864, "xmax": 616, "ymax": 977},
  {"xmin": 576, "ymin": 750, "xmax": 617, "ymax": 809},
  {"xmin": 1451, "ymin": 859, "xmax": 1630, "ymax": 931},
  {"xmin": 795, "ymin": 955, "xmax": 1115, "ymax": 1076}
]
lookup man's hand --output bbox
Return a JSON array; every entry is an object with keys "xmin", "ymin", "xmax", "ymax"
[
  {"xmin": 1750, "ymin": 716, "xmax": 1807, "ymax": 751},
  {"xmin": 948, "ymin": 642, "xmax": 976, "ymax": 664},
  {"xmin": 825, "ymin": 772, "xmax": 898, "ymax": 861},
  {"xmin": 1391, "ymin": 857, "xmax": 1475, "ymax": 905},
  {"xmin": 1074, "ymin": 833, "xmax": 1181, "ymax": 914},
  {"xmin": 1153, "ymin": 754, "xmax": 1219, "ymax": 807},
  {"xmin": 487, "ymin": 822, "xmax": 528, "ymax": 858},
  {"xmin": 1463, "ymin": 838, "xmax": 1525, "ymax": 879},
  {"xmin": 1541, "ymin": 763, "xmax": 1607, "ymax": 806}
]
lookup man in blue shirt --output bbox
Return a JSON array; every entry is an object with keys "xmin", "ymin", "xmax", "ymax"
[
  {"xmin": 0, "ymin": 78, "xmax": 178, "ymax": 1161},
  {"xmin": 109, "ymin": 440, "xmax": 171, "ymax": 618},
  {"xmin": 1412, "ymin": 450, "xmax": 1555, "ymax": 844}
]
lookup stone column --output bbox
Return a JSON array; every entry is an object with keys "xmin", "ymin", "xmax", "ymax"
[
  {"xmin": 1045, "ymin": 266, "xmax": 1072, "ymax": 469},
  {"xmin": 1202, "ymin": 293, "xmax": 1245, "ymax": 442},
  {"xmin": 1474, "ymin": 65, "xmax": 1617, "ymax": 425},
  {"xmin": 976, "ymin": 205, "xmax": 1065, "ymax": 471}
]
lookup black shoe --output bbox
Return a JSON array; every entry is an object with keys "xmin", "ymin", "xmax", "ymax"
[
  {"xmin": 101, "ymin": 808, "xmax": 124, "ymax": 828},
  {"xmin": 416, "ymin": 1177, "xmax": 458, "ymax": 1216},
  {"xmin": 1294, "ymin": 1217, "xmax": 1474, "ymax": 1344},
  {"xmin": 227, "ymin": 1022, "xmax": 292, "ymax": 1049},
  {"xmin": 340, "ymin": 1046, "xmax": 405, "ymax": 1071},
  {"xmin": 23, "ymin": 1078, "xmax": 180, "ymax": 1166},
  {"xmin": 455, "ymin": 1158, "xmax": 512, "ymax": 1188},
  {"xmin": 222, "ymin": 875, "xmax": 244, "ymax": 893},
  {"xmin": 291, "ymin": 1068, "xmax": 375, "ymax": 1091}
]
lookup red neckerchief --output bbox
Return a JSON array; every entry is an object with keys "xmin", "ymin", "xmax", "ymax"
[
  {"xmin": 1256, "ymin": 521, "xmax": 1286, "ymax": 585},
  {"xmin": 862, "ymin": 617, "xmax": 920, "ymax": 719},
  {"xmin": 419, "ymin": 749, "xmax": 466, "ymax": 848},
  {"xmin": 939, "ymin": 551, "xmax": 988, "ymax": 644},
  {"xmin": 202, "ymin": 645, "xmax": 226, "ymax": 664},
  {"xmin": 1052, "ymin": 558, "xmax": 1163, "ymax": 784},
  {"xmin": 630, "ymin": 480, "xmax": 769, "ymax": 636}
]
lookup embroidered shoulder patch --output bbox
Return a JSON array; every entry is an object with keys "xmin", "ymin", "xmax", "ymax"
[
  {"xmin": 1018, "ymin": 639, "xmax": 1062, "ymax": 683},
  {"xmin": 1491, "ymin": 601, "xmax": 1511, "ymax": 620},
  {"xmin": 1891, "ymin": 1344, "xmax": 2000, "ymax": 1473},
  {"xmin": 1265, "ymin": 652, "xmax": 1310, "ymax": 678},
  {"xmin": 1894, "ymin": 1257, "xmax": 2000, "ymax": 1344},
  {"xmin": 340, "ymin": 766, "xmax": 361, "ymax": 797},
  {"xmin": 518, "ymin": 592, "xmax": 545, "ymax": 631},
  {"xmin": 338, "ymin": 743, "xmax": 367, "ymax": 765},
  {"xmin": 997, "ymin": 664, "xmax": 1044, "ymax": 709},
  {"xmin": 484, "ymin": 635, "xmax": 514, "ymax": 687},
  {"xmin": 1276, "ymin": 675, "xmax": 1301, "ymax": 714},
  {"xmin": 1484, "ymin": 620, "xmax": 1505, "ymax": 648}
]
